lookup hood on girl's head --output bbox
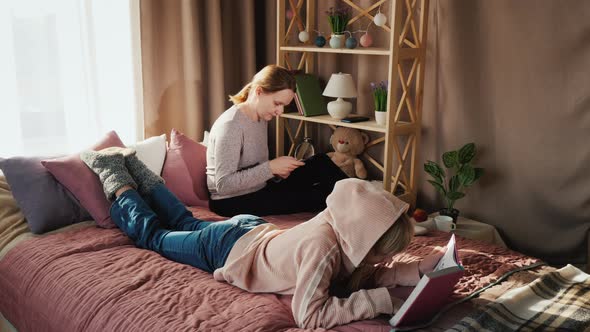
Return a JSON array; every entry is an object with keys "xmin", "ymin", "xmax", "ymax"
[{"xmin": 325, "ymin": 179, "xmax": 409, "ymax": 268}]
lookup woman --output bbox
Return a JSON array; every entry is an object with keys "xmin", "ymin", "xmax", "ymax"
[
  {"xmin": 206, "ymin": 64, "xmax": 348, "ymax": 217},
  {"xmin": 80, "ymin": 148, "xmax": 444, "ymax": 329}
]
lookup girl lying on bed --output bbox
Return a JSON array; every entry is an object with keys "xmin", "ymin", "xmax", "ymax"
[{"xmin": 80, "ymin": 148, "xmax": 444, "ymax": 329}]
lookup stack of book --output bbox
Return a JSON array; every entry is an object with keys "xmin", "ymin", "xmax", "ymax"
[{"xmin": 292, "ymin": 73, "xmax": 327, "ymax": 117}]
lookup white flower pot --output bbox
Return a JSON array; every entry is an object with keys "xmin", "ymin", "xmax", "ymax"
[
  {"xmin": 329, "ymin": 34, "xmax": 344, "ymax": 48},
  {"xmin": 375, "ymin": 111, "xmax": 387, "ymax": 126}
]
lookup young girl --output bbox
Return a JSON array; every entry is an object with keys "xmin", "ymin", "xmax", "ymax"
[
  {"xmin": 206, "ymin": 64, "xmax": 348, "ymax": 217},
  {"xmin": 80, "ymin": 147, "xmax": 443, "ymax": 329}
]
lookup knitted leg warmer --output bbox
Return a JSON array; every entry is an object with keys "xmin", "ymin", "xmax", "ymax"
[
  {"xmin": 80, "ymin": 147, "xmax": 137, "ymax": 201},
  {"xmin": 124, "ymin": 154, "xmax": 164, "ymax": 196}
]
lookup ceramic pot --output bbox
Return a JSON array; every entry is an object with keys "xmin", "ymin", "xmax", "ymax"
[
  {"xmin": 374, "ymin": 111, "xmax": 387, "ymax": 125},
  {"xmin": 439, "ymin": 208, "xmax": 460, "ymax": 223},
  {"xmin": 329, "ymin": 34, "xmax": 344, "ymax": 48}
]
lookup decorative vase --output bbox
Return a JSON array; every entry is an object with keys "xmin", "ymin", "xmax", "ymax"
[
  {"xmin": 439, "ymin": 208, "xmax": 460, "ymax": 223},
  {"xmin": 329, "ymin": 34, "xmax": 344, "ymax": 48},
  {"xmin": 374, "ymin": 111, "xmax": 387, "ymax": 126}
]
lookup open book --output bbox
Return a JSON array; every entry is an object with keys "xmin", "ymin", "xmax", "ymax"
[{"xmin": 389, "ymin": 234, "xmax": 464, "ymax": 327}]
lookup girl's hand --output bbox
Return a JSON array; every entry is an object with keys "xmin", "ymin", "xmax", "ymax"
[
  {"xmin": 269, "ymin": 156, "xmax": 305, "ymax": 178},
  {"xmin": 418, "ymin": 246, "xmax": 446, "ymax": 275}
]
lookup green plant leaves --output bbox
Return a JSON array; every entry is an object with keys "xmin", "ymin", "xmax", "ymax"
[
  {"xmin": 427, "ymin": 180, "xmax": 446, "ymax": 195},
  {"xmin": 458, "ymin": 164, "xmax": 475, "ymax": 186},
  {"xmin": 424, "ymin": 143, "xmax": 484, "ymax": 211},
  {"xmin": 474, "ymin": 167, "xmax": 485, "ymax": 181},
  {"xmin": 446, "ymin": 191, "xmax": 465, "ymax": 200},
  {"xmin": 424, "ymin": 161, "xmax": 444, "ymax": 183},
  {"xmin": 449, "ymin": 175, "xmax": 460, "ymax": 192},
  {"xmin": 442, "ymin": 151, "xmax": 458, "ymax": 168},
  {"xmin": 458, "ymin": 143, "xmax": 476, "ymax": 164}
]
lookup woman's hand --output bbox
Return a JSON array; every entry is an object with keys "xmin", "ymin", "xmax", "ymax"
[
  {"xmin": 269, "ymin": 156, "xmax": 305, "ymax": 179},
  {"xmin": 418, "ymin": 246, "xmax": 446, "ymax": 275}
]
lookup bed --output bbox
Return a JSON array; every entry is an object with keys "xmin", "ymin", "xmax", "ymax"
[{"xmin": 4, "ymin": 174, "xmax": 584, "ymax": 332}]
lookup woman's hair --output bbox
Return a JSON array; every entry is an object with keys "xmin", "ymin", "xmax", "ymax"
[
  {"xmin": 229, "ymin": 65, "xmax": 296, "ymax": 105},
  {"xmin": 346, "ymin": 214, "xmax": 414, "ymax": 292}
]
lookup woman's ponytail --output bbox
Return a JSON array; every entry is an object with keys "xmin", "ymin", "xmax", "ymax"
[
  {"xmin": 229, "ymin": 82, "xmax": 253, "ymax": 104},
  {"xmin": 228, "ymin": 65, "xmax": 295, "ymax": 105}
]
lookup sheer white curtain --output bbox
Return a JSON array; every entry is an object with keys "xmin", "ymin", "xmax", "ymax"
[{"xmin": 0, "ymin": 0, "xmax": 143, "ymax": 157}]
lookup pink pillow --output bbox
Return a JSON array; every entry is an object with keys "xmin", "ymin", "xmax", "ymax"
[
  {"xmin": 42, "ymin": 131, "xmax": 125, "ymax": 228},
  {"xmin": 161, "ymin": 129, "xmax": 209, "ymax": 207}
]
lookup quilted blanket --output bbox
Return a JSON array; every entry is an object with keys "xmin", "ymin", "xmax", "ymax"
[{"xmin": 0, "ymin": 206, "xmax": 544, "ymax": 332}]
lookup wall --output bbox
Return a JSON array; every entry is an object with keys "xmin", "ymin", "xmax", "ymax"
[{"xmin": 420, "ymin": 0, "xmax": 590, "ymax": 265}]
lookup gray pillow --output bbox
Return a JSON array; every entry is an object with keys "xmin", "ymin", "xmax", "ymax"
[{"xmin": 0, "ymin": 157, "xmax": 91, "ymax": 234}]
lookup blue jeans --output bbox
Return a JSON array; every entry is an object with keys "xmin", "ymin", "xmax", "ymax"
[{"xmin": 110, "ymin": 183, "xmax": 266, "ymax": 273}]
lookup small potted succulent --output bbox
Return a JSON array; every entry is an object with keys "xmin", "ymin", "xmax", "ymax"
[
  {"xmin": 370, "ymin": 81, "xmax": 388, "ymax": 125},
  {"xmin": 326, "ymin": 6, "xmax": 351, "ymax": 48},
  {"xmin": 424, "ymin": 142, "xmax": 484, "ymax": 222}
]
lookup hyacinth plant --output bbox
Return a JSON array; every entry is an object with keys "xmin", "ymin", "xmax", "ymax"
[
  {"xmin": 370, "ymin": 81, "xmax": 388, "ymax": 112},
  {"xmin": 326, "ymin": 6, "xmax": 351, "ymax": 35}
]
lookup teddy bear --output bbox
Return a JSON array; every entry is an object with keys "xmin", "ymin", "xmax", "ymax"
[{"xmin": 328, "ymin": 127, "xmax": 369, "ymax": 179}]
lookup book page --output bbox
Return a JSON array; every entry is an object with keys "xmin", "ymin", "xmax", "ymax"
[
  {"xmin": 433, "ymin": 234, "xmax": 459, "ymax": 271},
  {"xmin": 390, "ymin": 234, "xmax": 464, "ymax": 327}
]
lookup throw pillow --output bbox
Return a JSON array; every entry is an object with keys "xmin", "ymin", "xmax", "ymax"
[
  {"xmin": 201, "ymin": 130, "xmax": 210, "ymax": 147},
  {"xmin": 161, "ymin": 129, "xmax": 209, "ymax": 207},
  {"xmin": 161, "ymin": 148, "xmax": 203, "ymax": 206},
  {"xmin": 0, "ymin": 157, "xmax": 91, "ymax": 234},
  {"xmin": 128, "ymin": 134, "xmax": 167, "ymax": 175},
  {"xmin": 0, "ymin": 175, "xmax": 29, "ymax": 251},
  {"xmin": 42, "ymin": 130, "xmax": 125, "ymax": 228}
]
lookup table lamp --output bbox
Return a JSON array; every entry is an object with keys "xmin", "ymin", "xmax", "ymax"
[{"xmin": 322, "ymin": 73, "xmax": 357, "ymax": 119}]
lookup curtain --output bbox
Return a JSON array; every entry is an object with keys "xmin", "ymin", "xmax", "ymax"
[
  {"xmin": 420, "ymin": 0, "xmax": 590, "ymax": 265},
  {"xmin": 267, "ymin": 0, "xmax": 590, "ymax": 265},
  {"xmin": 0, "ymin": 0, "xmax": 142, "ymax": 157},
  {"xmin": 140, "ymin": 0, "xmax": 273, "ymax": 142}
]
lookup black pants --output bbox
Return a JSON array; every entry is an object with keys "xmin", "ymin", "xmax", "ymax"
[{"xmin": 209, "ymin": 153, "xmax": 348, "ymax": 217}]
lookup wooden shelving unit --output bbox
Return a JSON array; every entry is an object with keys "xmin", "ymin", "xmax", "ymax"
[{"xmin": 275, "ymin": 0, "xmax": 430, "ymax": 207}]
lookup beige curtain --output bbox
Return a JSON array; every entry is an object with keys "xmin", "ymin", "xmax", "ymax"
[
  {"xmin": 140, "ymin": 0, "xmax": 263, "ymax": 141},
  {"xmin": 420, "ymin": 0, "xmax": 590, "ymax": 265},
  {"xmin": 268, "ymin": 0, "xmax": 590, "ymax": 265}
]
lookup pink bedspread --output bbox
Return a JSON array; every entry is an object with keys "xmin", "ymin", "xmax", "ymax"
[{"xmin": 0, "ymin": 207, "xmax": 541, "ymax": 332}]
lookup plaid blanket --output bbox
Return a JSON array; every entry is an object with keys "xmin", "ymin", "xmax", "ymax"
[{"xmin": 449, "ymin": 264, "xmax": 590, "ymax": 332}]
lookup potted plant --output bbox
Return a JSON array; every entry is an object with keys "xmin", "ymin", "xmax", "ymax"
[
  {"xmin": 326, "ymin": 6, "xmax": 351, "ymax": 48},
  {"xmin": 370, "ymin": 81, "xmax": 388, "ymax": 125},
  {"xmin": 424, "ymin": 142, "xmax": 484, "ymax": 222}
]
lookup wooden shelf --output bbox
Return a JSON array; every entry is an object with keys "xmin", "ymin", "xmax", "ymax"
[
  {"xmin": 280, "ymin": 113, "xmax": 416, "ymax": 135},
  {"xmin": 280, "ymin": 45, "xmax": 390, "ymax": 56},
  {"xmin": 276, "ymin": 0, "xmax": 430, "ymax": 205},
  {"xmin": 280, "ymin": 46, "xmax": 420, "ymax": 59}
]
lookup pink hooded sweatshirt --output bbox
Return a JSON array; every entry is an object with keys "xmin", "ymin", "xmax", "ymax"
[{"xmin": 213, "ymin": 178, "xmax": 421, "ymax": 329}]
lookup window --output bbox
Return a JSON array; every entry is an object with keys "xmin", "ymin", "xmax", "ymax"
[{"xmin": 0, "ymin": 0, "xmax": 142, "ymax": 157}]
